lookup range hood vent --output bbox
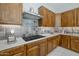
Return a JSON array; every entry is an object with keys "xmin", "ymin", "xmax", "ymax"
[{"xmin": 23, "ymin": 12, "xmax": 42, "ymax": 19}]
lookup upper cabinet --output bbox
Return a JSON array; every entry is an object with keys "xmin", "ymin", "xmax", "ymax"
[
  {"xmin": 76, "ymin": 8, "xmax": 79, "ymax": 26},
  {"xmin": 38, "ymin": 6, "xmax": 55, "ymax": 27},
  {"xmin": 61, "ymin": 9, "xmax": 75, "ymax": 27},
  {"xmin": 61, "ymin": 7, "xmax": 79, "ymax": 27},
  {"xmin": 0, "ymin": 3, "xmax": 22, "ymax": 25}
]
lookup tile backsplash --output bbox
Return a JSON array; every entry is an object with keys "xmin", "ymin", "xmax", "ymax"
[
  {"xmin": 38, "ymin": 27, "xmax": 55, "ymax": 34},
  {"xmin": 0, "ymin": 23, "xmax": 79, "ymax": 40}
]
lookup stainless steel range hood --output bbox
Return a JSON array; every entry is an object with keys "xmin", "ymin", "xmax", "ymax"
[{"xmin": 23, "ymin": 12, "xmax": 42, "ymax": 19}]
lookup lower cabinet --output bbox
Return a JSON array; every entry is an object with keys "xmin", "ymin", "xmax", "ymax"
[
  {"xmin": 52, "ymin": 36, "xmax": 60, "ymax": 48},
  {"xmin": 71, "ymin": 36, "xmax": 79, "ymax": 52},
  {"xmin": 47, "ymin": 36, "xmax": 60, "ymax": 53},
  {"xmin": 27, "ymin": 46, "xmax": 40, "ymax": 56},
  {"xmin": 39, "ymin": 39, "xmax": 48, "ymax": 56},
  {"xmin": 0, "ymin": 35, "xmax": 61, "ymax": 56},
  {"xmin": 0, "ymin": 45, "xmax": 26, "ymax": 56},
  {"xmin": 26, "ymin": 39, "xmax": 48, "ymax": 56},
  {"xmin": 26, "ymin": 41, "xmax": 40, "ymax": 56},
  {"xmin": 60, "ymin": 35, "xmax": 71, "ymax": 49},
  {"xmin": 47, "ymin": 37, "xmax": 54, "ymax": 53}
]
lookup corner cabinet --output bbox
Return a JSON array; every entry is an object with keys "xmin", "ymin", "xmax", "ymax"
[
  {"xmin": 0, "ymin": 3, "xmax": 22, "ymax": 25},
  {"xmin": 61, "ymin": 7, "xmax": 79, "ymax": 27},
  {"xmin": 47, "ymin": 36, "xmax": 60, "ymax": 53},
  {"xmin": 38, "ymin": 6, "xmax": 55, "ymax": 27},
  {"xmin": 60, "ymin": 35, "xmax": 71, "ymax": 49}
]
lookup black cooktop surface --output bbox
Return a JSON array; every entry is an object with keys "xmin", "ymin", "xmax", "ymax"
[{"xmin": 22, "ymin": 35, "xmax": 45, "ymax": 41}]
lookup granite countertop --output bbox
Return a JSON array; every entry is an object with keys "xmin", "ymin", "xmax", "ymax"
[{"xmin": 0, "ymin": 33, "xmax": 79, "ymax": 51}]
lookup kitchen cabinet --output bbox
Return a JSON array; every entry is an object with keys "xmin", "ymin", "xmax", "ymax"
[
  {"xmin": 26, "ymin": 39, "xmax": 48, "ymax": 56},
  {"xmin": 27, "ymin": 46, "xmax": 40, "ymax": 56},
  {"xmin": 26, "ymin": 41, "xmax": 40, "ymax": 56},
  {"xmin": 38, "ymin": 6, "xmax": 55, "ymax": 27},
  {"xmin": 0, "ymin": 3, "xmax": 22, "ymax": 25},
  {"xmin": 47, "ymin": 37, "xmax": 54, "ymax": 53},
  {"xmin": 60, "ymin": 35, "xmax": 71, "ymax": 49},
  {"xmin": 47, "ymin": 36, "xmax": 60, "ymax": 53},
  {"xmin": 52, "ymin": 36, "xmax": 60, "ymax": 48},
  {"xmin": 39, "ymin": 39, "xmax": 47, "ymax": 56},
  {"xmin": 61, "ymin": 9, "xmax": 75, "ymax": 27},
  {"xmin": 0, "ymin": 45, "xmax": 26, "ymax": 56},
  {"xmin": 71, "ymin": 36, "xmax": 79, "ymax": 52},
  {"xmin": 76, "ymin": 8, "xmax": 79, "ymax": 26}
]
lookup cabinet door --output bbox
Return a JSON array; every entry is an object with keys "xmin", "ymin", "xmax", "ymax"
[
  {"xmin": 52, "ymin": 36, "xmax": 60, "ymax": 49},
  {"xmin": 61, "ymin": 10, "xmax": 75, "ymax": 27},
  {"xmin": 39, "ymin": 40, "xmax": 47, "ymax": 56},
  {"xmin": 0, "ymin": 45, "xmax": 26, "ymax": 56},
  {"xmin": 61, "ymin": 12, "xmax": 68, "ymax": 27},
  {"xmin": 67, "ymin": 10, "xmax": 75, "ymax": 27},
  {"xmin": 38, "ymin": 6, "xmax": 55, "ymax": 27},
  {"xmin": 51, "ymin": 12, "xmax": 55, "ymax": 27},
  {"xmin": 47, "ymin": 37, "xmax": 53, "ymax": 53},
  {"xmin": 0, "ymin": 4, "xmax": 9, "ymax": 23},
  {"xmin": 8, "ymin": 4, "xmax": 22, "ymax": 25},
  {"xmin": 27, "ymin": 46, "xmax": 40, "ymax": 56},
  {"xmin": 61, "ymin": 35, "xmax": 71, "ymax": 49},
  {"xmin": 47, "ymin": 11, "xmax": 55, "ymax": 27},
  {"xmin": 76, "ymin": 8, "xmax": 79, "ymax": 26},
  {"xmin": 71, "ymin": 37, "xmax": 79, "ymax": 52},
  {"xmin": 38, "ymin": 6, "xmax": 48, "ymax": 26},
  {"xmin": 0, "ymin": 3, "xmax": 22, "ymax": 25}
]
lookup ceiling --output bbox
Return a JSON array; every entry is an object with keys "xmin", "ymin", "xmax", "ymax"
[
  {"xmin": 23, "ymin": 3, "xmax": 79, "ymax": 13},
  {"xmin": 42, "ymin": 3, "xmax": 79, "ymax": 13}
]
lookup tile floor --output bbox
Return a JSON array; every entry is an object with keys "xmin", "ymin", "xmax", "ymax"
[{"xmin": 47, "ymin": 46, "xmax": 79, "ymax": 56}]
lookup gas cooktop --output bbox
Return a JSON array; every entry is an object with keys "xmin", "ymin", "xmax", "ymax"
[{"xmin": 22, "ymin": 35, "xmax": 45, "ymax": 41}]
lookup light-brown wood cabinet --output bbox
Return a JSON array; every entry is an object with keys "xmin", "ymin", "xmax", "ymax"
[
  {"xmin": 38, "ymin": 6, "xmax": 55, "ymax": 27},
  {"xmin": 61, "ymin": 9, "xmax": 75, "ymax": 27},
  {"xmin": 52, "ymin": 36, "xmax": 60, "ymax": 48},
  {"xmin": 71, "ymin": 36, "xmax": 79, "ymax": 52},
  {"xmin": 47, "ymin": 36, "xmax": 60, "ymax": 53},
  {"xmin": 76, "ymin": 8, "xmax": 79, "ymax": 26},
  {"xmin": 27, "ymin": 46, "xmax": 40, "ymax": 56},
  {"xmin": 60, "ymin": 35, "xmax": 71, "ymax": 49},
  {"xmin": 0, "ymin": 45, "xmax": 26, "ymax": 56},
  {"xmin": 26, "ymin": 39, "xmax": 48, "ymax": 56},
  {"xmin": 26, "ymin": 41, "xmax": 40, "ymax": 56},
  {"xmin": 39, "ymin": 39, "xmax": 47, "ymax": 56},
  {"xmin": 47, "ymin": 37, "xmax": 54, "ymax": 53},
  {"xmin": 0, "ymin": 3, "xmax": 22, "ymax": 25}
]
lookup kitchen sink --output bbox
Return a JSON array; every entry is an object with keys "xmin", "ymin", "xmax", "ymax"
[{"xmin": 22, "ymin": 35, "xmax": 45, "ymax": 41}]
